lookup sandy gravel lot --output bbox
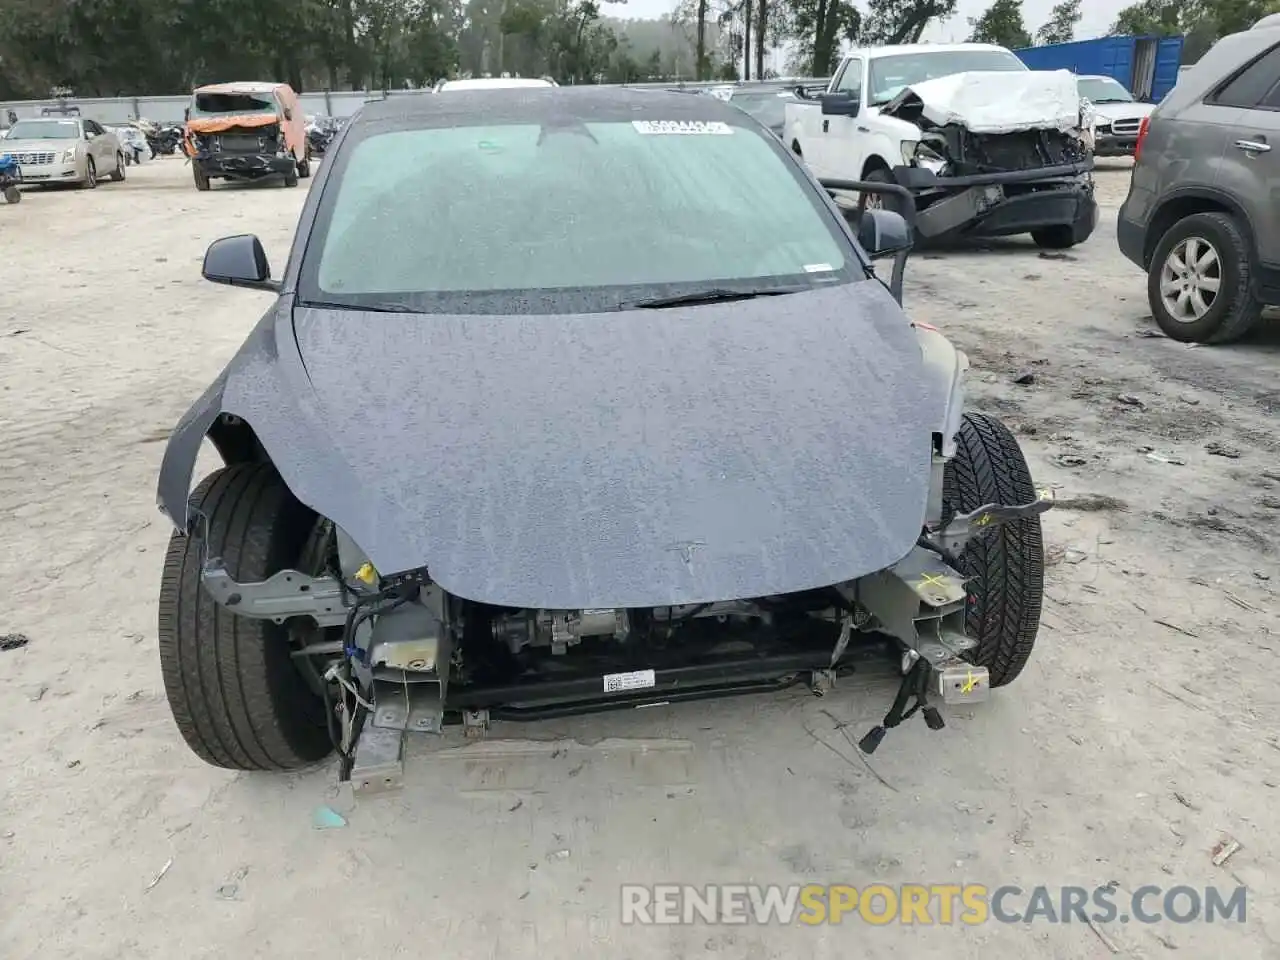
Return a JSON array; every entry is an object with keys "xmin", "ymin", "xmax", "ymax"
[{"xmin": 1, "ymin": 157, "xmax": 1277, "ymax": 959}]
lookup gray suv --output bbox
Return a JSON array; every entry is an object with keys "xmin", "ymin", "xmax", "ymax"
[{"xmin": 1118, "ymin": 15, "xmax": 1280, "ymax": 343}]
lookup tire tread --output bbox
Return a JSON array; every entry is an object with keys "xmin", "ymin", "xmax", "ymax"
[
  {"xmin": 943, "ymin": 413, "xmax": 1045, "ymax": 687},
  {"xmin": 157, "ymin": 463, "xmax": 331, "ymax": 770}
]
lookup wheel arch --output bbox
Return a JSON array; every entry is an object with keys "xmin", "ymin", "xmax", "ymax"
[
  {"xmin": 1143, "ymin": 188, "xmax": 1256, "ymax": 269},
  {"xmin": 860, "ymin": 154, "xmax": 892, "ymax": 179}
]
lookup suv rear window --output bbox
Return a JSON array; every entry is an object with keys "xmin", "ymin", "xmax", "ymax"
[{"xmin": 1212, "ymin": 43, "xmax": 1280, "ymax": 108}]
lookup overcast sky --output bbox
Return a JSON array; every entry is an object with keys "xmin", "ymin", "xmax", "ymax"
[{"xmin": 604, "ymin": 0, "xmax": 1128, "ymax": 45}]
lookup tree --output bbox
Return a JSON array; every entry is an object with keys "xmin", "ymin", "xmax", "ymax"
[
  {"xmin": 1034, "ymin": 0, "xmax": 1080, "ymax": 43},
  {"xmin": 1109, "ymin": 0, "xmax": 1274, "ymax": 63},
  {"xmin": 967, "ymin": 0, "xmax": 1031, "ymax": 48},
  {"xmin": 776, "ymin": 0, "xmax": 956, "ymax": 78}
]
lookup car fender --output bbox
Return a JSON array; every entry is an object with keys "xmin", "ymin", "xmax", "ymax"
[
  {"xmin": 155, "ymin": 305, "xmax": 375, "ymax": 539},
  {"xmin": 913, "ymin": 323, "xmax": 967, "ymax": 459}
]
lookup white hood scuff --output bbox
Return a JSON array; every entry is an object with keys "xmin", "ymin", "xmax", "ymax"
[{"xmin": 885, "ymin": 69, "xmax": 1085, "ymax": 135}]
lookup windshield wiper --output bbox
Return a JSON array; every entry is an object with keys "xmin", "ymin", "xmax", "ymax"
[
  {"xmin": 297, "ymin": 299, "xmax": 418, "ymax": 314},
  {"xmin": 624, "ymin": 285, "xmax": 809, "ymax": 310},
  {"xmin": 1092, "ymin": 97, "xmax": 1132, "ymax": 103}
]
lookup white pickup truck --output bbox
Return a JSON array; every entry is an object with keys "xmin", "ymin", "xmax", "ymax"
[{"xmin": 785, "ymin": 43, "xmax": 1098, "ymax": 249}]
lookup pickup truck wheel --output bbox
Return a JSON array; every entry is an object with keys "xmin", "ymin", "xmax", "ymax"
[
  {"xmin": 284, "ymin": 164, "xmax": 299, "ymax": 187},
  {"xmin": 861, "ymin": 168, "xmax": 904, "ymax": 215},
  {"xmin": 157, "ymin": 463, "xmax": 333, "ymax": 771},
  {"xmin": 942, "ymin": 413, "xmax": 1045, "ymax": 688},
  {"xmin": 1146, "ymin": 212, "xmax": 1262, "ymax": 344},
  {"xmin": 298, "ymin": 151, "xmax": 311, "ymax": 178},
  {"xmin": 1031, "ymin": 224, "xmax": 1079, "ymax": 249},
  {"xmin": 193, "ymin": 163, "xmax": 211, "ymax": 191},
  {"xmin": 3, "ymin": 186, "xmax": 20, "ymax": 204}
]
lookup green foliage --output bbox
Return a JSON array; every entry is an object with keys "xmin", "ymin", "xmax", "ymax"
[
  {"xmin": 0, "ymin": 0, "xmax": 728, "ymax": 97},
  {"xmin": 967, "ymin": 0, "xmax": 1031, "ymax": 47},
  {"xmin": 1034, "ymin": 0, "xmax": 1081, "ymax": 44},
  {"xmin": 1110, "ymin": 0, "xmax": 1278, "ymax": 62}
]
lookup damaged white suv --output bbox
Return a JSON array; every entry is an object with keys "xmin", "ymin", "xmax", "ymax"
[{"xmin": 786, "ymin": 43, "xmax": 1098, "ymax": 249}]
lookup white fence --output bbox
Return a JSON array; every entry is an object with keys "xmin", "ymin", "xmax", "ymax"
[
  {"xmin": 1, "ymin": 89, "xmax": 414, "ymax": 125},
  {"xmin": 1, "ymin": 79, "xmax": 820, "ymax": 126}
]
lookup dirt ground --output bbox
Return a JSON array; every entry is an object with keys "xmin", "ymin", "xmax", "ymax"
[{"xmin": 1, "ymin": 157, "xmax": 1276, "ymax": 959}]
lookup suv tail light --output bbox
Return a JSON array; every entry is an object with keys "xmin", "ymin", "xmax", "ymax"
[{"xmin": 1134, "ymin": 116, "xmax": 1151, "ymax": 161}]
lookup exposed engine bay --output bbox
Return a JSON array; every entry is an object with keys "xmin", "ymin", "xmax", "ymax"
[
  {"xmin": 197, "ymin": 487, "xmax": 1053, "ymax": 793},
  {"xmin": 911, "ymin": 125, "xmax": 1091, "ymax": 178},
  {"xmin": 191, "ymin": 123, "xmax": 282, "ymax": 156}
]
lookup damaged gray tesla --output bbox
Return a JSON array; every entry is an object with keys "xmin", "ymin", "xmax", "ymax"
[{"xmin": 156, "ymin": 88, "xmax": 1051, "ymax": 790}]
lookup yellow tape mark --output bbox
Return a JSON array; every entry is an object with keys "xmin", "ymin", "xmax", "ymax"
[
  {"xmin": 918, "ymin": 572, "xmax": 949, "ymax": 590},
  {"xmin": 961, "ymin": 670, "xmax": 982, "ymax": 694}
]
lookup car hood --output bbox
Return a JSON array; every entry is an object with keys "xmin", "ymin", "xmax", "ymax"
[
  {"xmin": 187, "ymin": 115, "xmax": 280, "ymax": 134},
  {"xmin": 1091, "ymin": 101, "xmax": 1155, "ymax": 123},
  {"xmin": 1, "ymin": 139, "xmax": 77, "ymax": 154},
  {"xmin": 167, "ymin": 281, "xmax": 936, "ymax": 609},
  {"xmin": 881, "ymin": 69, "xmax": 1084, "ymax": 134}
]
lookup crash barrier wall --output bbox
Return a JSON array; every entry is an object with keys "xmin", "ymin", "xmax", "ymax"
[{"xmin": 1, "ymin": 79, "xmax": 824, "ymax": 126}]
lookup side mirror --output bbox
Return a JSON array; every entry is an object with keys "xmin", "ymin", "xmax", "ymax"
[
  {"xmin": 820, "ymin": 92, "xmax": 859, "ymax": 117},
  {"xmin": 202, "ymin": 235, "xmax": 280, "ymax": 292},
  {"xmin": 854, "ymin": 208, "xmax": 912, "ymax": 260}
]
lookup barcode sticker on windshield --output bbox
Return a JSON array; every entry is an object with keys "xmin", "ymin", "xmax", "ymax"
[
  {"xmin": 804, "ymin": 263, "xmax": 835, "ymax": 273},
  {"xmin": 632, "ymin": 121, "xmax": 733, "ymax": 135},
  {"xmin": 604, "ymin": 669, "xmax": 656, "ymax": 693}
]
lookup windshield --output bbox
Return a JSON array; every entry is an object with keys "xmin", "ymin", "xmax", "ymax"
[
  {"xmin": 1078, "ymin": 77, "xmax": 1134, "ymax": 102},
  {"xmin": 304, "ymin": 119, "xmax": 856, "ymax": 314},
  {"xmin": 6, "ymin": 119, "xmax": 80, "ymax": 140},
  {"xmin": 729, "ymin": 90, "xmax": 796, "ymax": 129},
  {"xmin": 190, "ymin": 92, "xmax": 278, "ymax": 117},
  {"xmin": 869, "ymin": 50, "xmax": 1027, "ymax": 105}
]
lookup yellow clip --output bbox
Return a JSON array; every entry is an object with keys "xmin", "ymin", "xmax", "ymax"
[
  {"xmin": 355, "ymin": 562, "xmax": 378, "ymax": 586},
  {"xmin": 975, "ymin": 513, "xmax": 992, "ymax": 526},
  {"xmin": 961, "ymin": 670, "xmax": 981, "ymax": 694},
  {"xmin": 919, "ymin": 572, "xmax": 949, "ymax": 590}
]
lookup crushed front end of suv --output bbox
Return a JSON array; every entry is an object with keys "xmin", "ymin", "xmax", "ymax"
[
  {"xmin": 155, "ymin": 88, "xmax": 1051, "ymax": 790},
  {"xmin": 184, "ymin": 82, "xmax": 310, "ymax": 190}
]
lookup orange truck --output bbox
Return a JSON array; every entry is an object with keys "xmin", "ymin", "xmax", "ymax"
[{"xmin": 183, "ymin": 81, "xmax": 310, "ymax": 190}]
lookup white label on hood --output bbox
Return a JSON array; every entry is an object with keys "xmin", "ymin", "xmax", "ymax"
[
  {"xmin": 632, "ymin": 121, "xmax": 733, "ymax": 135},
  {"xmin": 604, "ymin": 669, "xmax": 656, "ymax": 692}
]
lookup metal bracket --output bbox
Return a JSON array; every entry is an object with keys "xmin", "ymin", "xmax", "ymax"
[
  {"xmin": 371, "ymin": 680, "xmax": 445, "ymax": 734},
  {"xmin": 927, "ymin": 498, "xmax": 1053, "ymax": 556},
  {"xmin": 463, "ymin": 709, "xmax": 490, "ymax": 741},
  {"xmin": 350, "ymin": 725, "xmax": 404, "ymax": 795},
  {"xmin": 201, "ymin": 561, "xmax": 348, "ymax": 626}
]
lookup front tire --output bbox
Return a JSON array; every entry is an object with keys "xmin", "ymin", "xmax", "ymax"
[
  {"xmin": 861, "ymin": 167, "xmax": 904, "ymax": 215},
  {"xmin": 3, "ymin": 186, "xmax": 20, "ymax": 204},
  {"xmin": 193, "ymin": 163, "xmax": 210, "ymax": 191},
  {"xmin": 1146, "ymin": 211, "xmax": 1262, "ymax": 344},
  {"xmin": 109, "ymin": 152, "xmax": 126, "ymax": 181},
  {"xmin": 157, "ymin": 463, "xmax": 332, "ymax": 771},
  {"xmin": 942, "ymin": 413, "xmax": 1045, "ymax": 687},
  {"xmin": 80, "ymin": 156, "xmax": 97, "ymax": 189}
]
